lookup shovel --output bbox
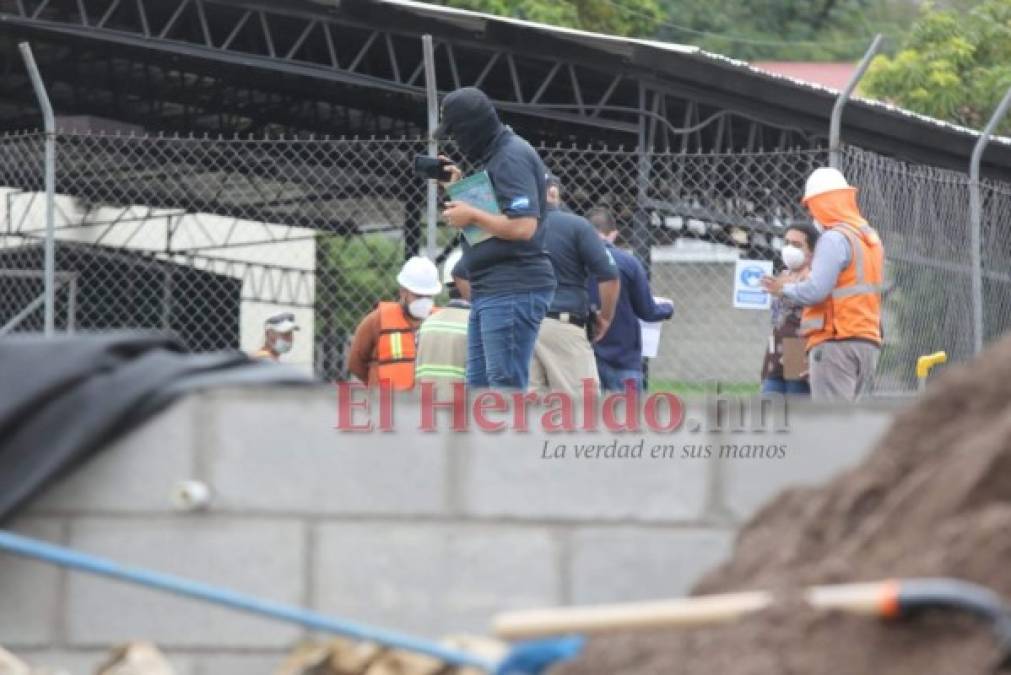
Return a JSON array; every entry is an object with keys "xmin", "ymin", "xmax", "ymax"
[
  {"xmin": 0, "ymin": 530, "xmax": 582, "ymax": 675},
  {"xmin": 494, "ymin": 578, "xmax": 1011, "ymax": 668}
]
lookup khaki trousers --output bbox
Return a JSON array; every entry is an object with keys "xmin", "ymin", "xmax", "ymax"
[
  {"xmin": 529, "ymin": 318, "xmax": 600, "ymax": 395},
  {"xmin": 809, "ymin": 339, "xmax": 880, "ymax": 401}
]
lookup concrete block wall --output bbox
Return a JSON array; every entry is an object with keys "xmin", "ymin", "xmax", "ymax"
[{"xmin": 1, "ymin": 387, "xmax": 902, "ymax": 674}]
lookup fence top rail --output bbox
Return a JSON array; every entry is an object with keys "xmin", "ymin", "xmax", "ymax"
[
  {"xmin": 0, "ymin": 129, "xmax": 45, "ymax": 139},
  {"xmin": 0, "ymin": 269, "xmax": 79, "ymax": 281},
  {"xmin": 0, "ymin": 128, "xmax": 828, "ymax": 156},
  {"xmin": 3, "ymin": 129, "xmax": 1011, "ymax": 195}
]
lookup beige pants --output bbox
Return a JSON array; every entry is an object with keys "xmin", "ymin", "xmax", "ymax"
[
  {"xmin": 809, "ymin": 339, "xmax": 880, "ymax": 401},
  {"xmin": 529, "ymin": 317, "xmax": 600, "ymax": 395}
]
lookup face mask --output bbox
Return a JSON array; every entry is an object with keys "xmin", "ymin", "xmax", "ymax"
[
  {"xmin": 273, "ymin": 337, "xmax": 292, "ymax": 354},
  {"xmin": 781, "ymin": 245, "xmax": 807, "ymax": 271},
  {"xmin": 407, "ymin": 297, "xmax": 434, "ymax": 319}
]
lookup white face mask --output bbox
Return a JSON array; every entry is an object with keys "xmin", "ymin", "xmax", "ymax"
[
  {"xmin": 781, "ymin": 245, "xmax": 807, "ymax": 271},
  {"xmin": 272, "ymin": 337, "xmax": 292, "ymax": 355},
  {"xmin": 408, "ymin": 297, "xmax": 434, "ymax": 319}
]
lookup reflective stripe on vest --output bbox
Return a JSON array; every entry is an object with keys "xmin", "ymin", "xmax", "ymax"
[
  {"xmin": 389, "ymin": 331, "xmax": 404, "ymax": 360},
  {"xmin": 415, "ymin": 307, "xmax": 468, "ymax": 387},
  {"xmin": 374, "ymin": 302, "xmax": 417, "ymax": 390},
  {"xmin": 799, "ymin": 222, "xmax": 884, "ymax": 348},
  {"xmin": 415, "ymin": 364, "xmax": 467, "ymax": 378},
  {"xmin": 418, "ymin": 319, "xmax": 468, "ymax": 336},
  {"xmin": 799, "ymin": 317, "xmax": 825, "ymax": 332},
  {"xmin": 831, "ymin": 283, "xmax": 883, "ymax": 299}
]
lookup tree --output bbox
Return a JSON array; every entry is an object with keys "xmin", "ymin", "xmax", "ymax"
[
  {"xmin": 428, "ymin": 0, "xmax": 928, "ymax": 62},
  {"xmin": 431, "ymin": 0, "xmax": 662, "ymax": 37},
  {"xmin": 653, "ymin": 0, "xmax": 920, "ymax": 61},
  {"xmin": 863, "ymin": 0, "xmax": 1011, "ymax": 133}
]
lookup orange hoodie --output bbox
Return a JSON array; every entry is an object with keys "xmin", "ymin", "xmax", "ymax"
[{"xmin": 805, "ymin": 187, "xmax": 880, "ymax": 246}]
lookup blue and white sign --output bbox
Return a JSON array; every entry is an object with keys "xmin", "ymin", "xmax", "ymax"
[{"xmin": 733, "ymin": 259, "xmax": 774, "ymax": 310}]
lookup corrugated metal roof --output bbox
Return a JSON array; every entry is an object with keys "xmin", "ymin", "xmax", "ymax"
[
  {"xmin": 365, "ymin": 0, "xmax": 1011, "ymax": 152},
  {"xmin": 371, "ymin": 0, "xmax": 700, "ymax": 55}
]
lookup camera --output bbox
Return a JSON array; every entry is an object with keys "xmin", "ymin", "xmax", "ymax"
[{"xmin": 414, "ymin": 155, "xmax": 453, "ymax": 181}]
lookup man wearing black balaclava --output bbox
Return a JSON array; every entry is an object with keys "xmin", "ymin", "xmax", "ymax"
[{"xmin": 437, "ymin": 87, "xmax": 557, "ymax": 391}]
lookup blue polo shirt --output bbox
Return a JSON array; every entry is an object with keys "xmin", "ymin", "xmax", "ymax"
[
  {"xmin": 455, "ymin": 129, "xmax": 556, "ymax": 297},
  {"xmin": 542, "ymin": 206, "xmax": 618, "ymax": 316}
]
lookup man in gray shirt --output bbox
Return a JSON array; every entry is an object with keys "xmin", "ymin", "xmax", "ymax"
[
  {"xmin": 779, "ymin": 231, "xmax": 852, "ymax": 305},
  {"xmin": 529, "ymin": 175, "xmax": 620, "ymax": 394},
  {"xmin": 762, "ymin": 167, "xmax": 885, "ymax": 401}
]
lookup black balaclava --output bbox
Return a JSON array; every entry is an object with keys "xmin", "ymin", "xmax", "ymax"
[{"xmin": 435, "ymin": 87, "xmax": 504, "ymax": 165}]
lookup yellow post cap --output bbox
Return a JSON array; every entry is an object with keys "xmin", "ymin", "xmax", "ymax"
[{"xmin": 916, "ymin": 351, "xmax": 948, "ymax": 380}]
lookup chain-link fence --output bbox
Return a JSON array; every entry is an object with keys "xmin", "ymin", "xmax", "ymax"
[
  {"xmin": 1, "ymin": 131, "xmax": 1009, "ymax": 394},
  {"xmin": 842, "ymin": 147, "xmax": 1011, "ymax": 391}
]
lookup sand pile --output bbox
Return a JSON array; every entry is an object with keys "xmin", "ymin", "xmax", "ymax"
[{"xmin": 555, "ymin": 334, "xmax": 1011, "ymax": 675}]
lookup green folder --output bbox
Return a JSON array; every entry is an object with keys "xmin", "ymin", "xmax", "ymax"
[{"xmin": 446, "ymin": 171, "xmax": 499, "ymax": 246}]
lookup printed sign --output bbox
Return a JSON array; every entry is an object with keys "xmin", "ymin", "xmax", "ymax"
[{"xmin": 733, "ymin": 259, "xmax": 774, "ymax": 310}]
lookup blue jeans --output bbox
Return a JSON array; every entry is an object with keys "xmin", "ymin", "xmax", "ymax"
[
  {"xmin": 761, "ymin": 377, "xmax": 811, "ymax": 396},
  {"xmin": 596, "ymin": 359, "xmax": 644, "ymax": 393},
  {"xmin": 467, "ymin": 289, "xmax": 554, "ymax": 389}
]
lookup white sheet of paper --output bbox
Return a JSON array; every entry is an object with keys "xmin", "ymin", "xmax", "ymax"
[
  {"xmin": 733, "ymin": 259, "xmax": 774, "ymax": 310},
  {"xmin": 640, "ymin": 296, "xmax": 669, "ymax": 359},
  {"xmin": 640, "ymin": 320, "xmax": 661, "ymax": 359}
]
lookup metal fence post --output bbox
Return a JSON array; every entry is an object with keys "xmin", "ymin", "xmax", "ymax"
[
  {"xmin": 422, "ymin": 35, "xmax": 439, "ymax": 261},
  {"xmin": 18, "ymin": 42, "xmax": 56, "ymax": 336},
  {"xmin": 829, "ymin": 34, "xmax": 883, "ymax": 169},
  {"xmin": 633, "ymin": 84, "xmax": 652, "ymax": 266},
  {"xmin": 969, "ymin": 85, "xmax": 1011, "ymax": 355},
  {"xmin": 634, "ymin": 83, "xmax": 653, "ymax": 389}
]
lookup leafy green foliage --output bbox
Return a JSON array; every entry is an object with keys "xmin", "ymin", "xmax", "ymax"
[
  {"xmin": 864, "ymin": 0, "xmax": 1011, "ymax": 132},
  {"xmin": 433, "ymin": 0, "xmax": 663, "ymax": 36},
  {"xmin": 314, "ymin": 233, "xmax": 403, "ymax": 378},
  {"xmin": 654, "ymin": 0, "xmax": 921, "ymax": 60},
  {"xmin": 431, "ymin": 0, "xmax": 921, "ymax": 60}
]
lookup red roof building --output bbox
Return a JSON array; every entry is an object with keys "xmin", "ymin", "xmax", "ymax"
[{"xmin": 752, "ymin": 62, "xmax": 858, "ymax": 91}]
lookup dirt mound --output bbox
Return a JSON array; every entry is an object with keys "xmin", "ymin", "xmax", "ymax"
[{"xmin": 556, "ymin": 334, "xmax": 1011, "ymax": 675}]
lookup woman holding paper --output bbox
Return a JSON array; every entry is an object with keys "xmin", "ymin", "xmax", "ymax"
[{"xmin": 760, "ymin": 223, "xmax": 820, "ymax": 395}]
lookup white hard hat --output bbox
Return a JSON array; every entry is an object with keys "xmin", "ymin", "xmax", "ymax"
[
  {"xmin": 803, "ymin": 167, "xmax": 852, "ymax": 203},
  {"xmin": 443, "ymin": 248, "xmax": 463, "ymax": 285},
  {"xmin": 397, "ymin": 256, "xmax": 442, "ymax": 296}
]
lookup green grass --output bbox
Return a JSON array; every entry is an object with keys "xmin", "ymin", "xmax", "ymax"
[{"xmin": 648, "ymin": 379, "xmax": 761, "ymax": 397}]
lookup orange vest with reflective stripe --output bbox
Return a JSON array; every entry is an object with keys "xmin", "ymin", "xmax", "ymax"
[
  {"xmin": 799, "ymin": 222, "xmax": 884, "ymax": 350},
  {"xmin": 371, "ymin": 302, "xmax": 418, "ymax": 390}
]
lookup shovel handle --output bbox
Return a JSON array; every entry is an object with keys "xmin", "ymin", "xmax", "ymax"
[
  {"xmin": 494, "ymin": 591, "xmax": 773, "ymax": 639},
  {"xmin": 494, "ymin": 582, "xmax": 904, "ymax": 639}
]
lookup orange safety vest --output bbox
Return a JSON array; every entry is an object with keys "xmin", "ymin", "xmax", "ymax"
[
  {"xmin": 370, "ymin": 302, "xmax": 419, "ymax": 390},
  {"xmin": 799, "ymin": 222, "xmax": 884, "ymax": 351},
  {"xmin": 372, "ymin": 301, "xmax": 418, "ymax": 390}
]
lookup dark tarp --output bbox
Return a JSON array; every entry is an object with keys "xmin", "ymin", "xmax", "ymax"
[{"xmin": 0, "ymin": 332, "xmax": 313, "ymax": 524}]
